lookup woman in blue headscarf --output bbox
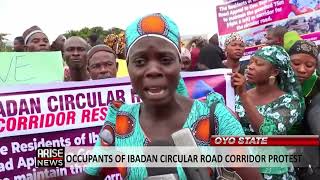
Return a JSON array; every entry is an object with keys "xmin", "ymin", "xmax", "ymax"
[{"xmin": 81, "ymin": 13, "xmax": 261, "ymax": 180}]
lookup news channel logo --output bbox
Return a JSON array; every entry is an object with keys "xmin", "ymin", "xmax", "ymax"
[{"xmin": 36, "ymin": 147, "xmax": 65, "ymax": 167}]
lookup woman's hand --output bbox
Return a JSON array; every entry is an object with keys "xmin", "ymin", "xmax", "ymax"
[{"xmin": 231, "ymin": 72, "xmax": 247, "ymax": 96}]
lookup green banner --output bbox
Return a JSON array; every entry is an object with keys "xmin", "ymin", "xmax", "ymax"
[{"xmin": 0, "ymin": 52, "xmax": 64, "ymax": 86}]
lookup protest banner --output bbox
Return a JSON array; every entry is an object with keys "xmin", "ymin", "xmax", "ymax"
[
  {"xmin": 216, "ymin": 0, "xmax": 320, "ymax": 57},
  {"xmin": 0, "ymin": 52, "xmax": 64, "ymax": 86},
  {"xmin": 0, "ymin": 69, "xmax": 234, "ymax": 179}
]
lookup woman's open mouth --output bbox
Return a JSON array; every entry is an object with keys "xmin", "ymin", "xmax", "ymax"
[
  {"xmin": 146, "ymin": 87, "xmax": 165, "ymax": 96},
  {"xmin": 143, "ymin": 86, "xmax": 169, "ymax": 100}
]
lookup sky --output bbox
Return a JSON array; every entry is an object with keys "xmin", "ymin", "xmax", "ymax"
[{"xmin": 1, "ymin": 0, "xmax": 223, "ymax": 42}]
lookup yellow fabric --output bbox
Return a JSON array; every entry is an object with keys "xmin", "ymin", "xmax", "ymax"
[{"xmin": 116, "ymin": 59, "xmax": 129, "ymax": 77}]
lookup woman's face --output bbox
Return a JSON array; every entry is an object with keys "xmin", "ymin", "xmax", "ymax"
[
  {"xmin": 290, "ymin": 53, "xmax": 317, "ymax": 83},
  {"xmin": 225, "ymin": 40, "xmax": 245, "ymax": 60},
  {"xmin": 127, "ymin": 36, "xmax": 181, "ymax": 106},
  {"xmin": 246, "ymin": 56, "xmax": 277, "ymax": 84},
  {"xmin": 181, "ymin": 56, "xmax": 191, "ymax": 71}
]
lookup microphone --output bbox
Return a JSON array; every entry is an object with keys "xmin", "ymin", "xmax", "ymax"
[
  {"xmin": 98, "ymin": 125, "xmax": 123, "ymax": 180},
  {"xmin": 171, "ymin": 128, "xmax": 212, "ymax": 180},
  {"xmin": 144, "ymin": 140, "xmax": 179, "ymax": 180},
  {"xmin": 99, "ymin": 124, "xmax": 115, "ymax": 146}
]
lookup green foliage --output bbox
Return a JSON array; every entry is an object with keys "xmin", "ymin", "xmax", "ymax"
[
  {"xmin": 0, "ymin": 33, "xmax": 12, "ymax": 52},
  {"xmin": 64, "ymin": 26, "xmax": 124, "ymax": 42}
]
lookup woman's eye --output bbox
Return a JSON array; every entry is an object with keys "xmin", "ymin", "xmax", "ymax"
[
  {"xmin": 134, "ymin": 59, "xmax": 145, "ymax": 66},
  {"xmin": 161, "ymin": 57, "xmax": 173, "ymax": 64},
  {"xmin": 306, "ymin": 64, "xmax": 315, "ymax": 68}
]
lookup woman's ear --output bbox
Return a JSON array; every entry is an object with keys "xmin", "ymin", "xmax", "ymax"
[{"xmin": 271, "ymin": 68, "xmax": 280, "ymax": 77}]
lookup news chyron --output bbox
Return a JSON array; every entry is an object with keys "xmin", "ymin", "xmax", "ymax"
[{"xmin": 36, "ymin": 147, "xmax": 65, "ymax": 167}]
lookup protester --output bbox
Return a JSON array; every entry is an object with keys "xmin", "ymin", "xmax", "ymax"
[
  {"xmin": 51, "ymin": 34, "xmax": 66, "ymax": 51},
  {"xmin": 223, "ymin": 33, "xmax": 246, "ymax": 73},
  {"xmin": 63, "ymin": 36, "xmax": 90, "ymax": 81},
  {"xmin": 180, "ymin": 47, "xmax": 192, "ymax": 71},
  {"xmin": 87, "ymin": 33, "xmax": 100, "ymax": 47},
  {"xmin": 288, "ymin": 40, "xmax": 319, "ymax": 133},
  {"xmin": 265, "ymin": 26, "xmax": 288, "ymax": 46},
  {"xmin": 233, "ymin": 46, "xmax": 304, "ymax": 179},
  {"xmin": 87, "ymin": 44, "xmax": 118, "ymax": 80},
  {"xmin": 13, "ymin": 36, "xmax": 24, "ymax": 52},
  {"xmin": 186, "ymin": 37, "xmax": 207, "ymax": 71},
  {"xmin": 22, "ymin": 25, "xmax": 50, "ymax": 52},
  {"xmin": 197, "ymin": 34, "xmax": 225, "ymax": 70},
  {"xmin": 190, "ymin": 47, "xmax": 200, "ymax": 71},
  {"xmin": 83, "ymin": 13, "xmax": 261, "ymax": 179},
  {"xmin": 288, "ymin": 39, "xmax": 320, "ymax": 179}
]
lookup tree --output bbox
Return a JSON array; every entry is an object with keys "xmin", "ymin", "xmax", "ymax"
[
  {"xmin": 64, "ymin": 26, "xmax": 124, "ymax": 42},
  {"xmin": 0, "ymin": 33, "xmax": 8, "ymax": 46},
  {"xmin": 0, "ymin": 33, "xmax": 12, "ymax": 52}
]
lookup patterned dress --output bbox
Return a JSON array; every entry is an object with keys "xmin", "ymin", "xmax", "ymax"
[
  {"xmin": 85, "ymin": 93, "xmax": 245, "ymax": 179},
  {"xmin": 235, "ymin": 94, "xmax": 304, "ymax": 180}
]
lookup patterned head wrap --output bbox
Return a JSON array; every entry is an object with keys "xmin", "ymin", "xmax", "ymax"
[
  {"xmin": 125, "ymin": 13, "xmax": 180, "ymax": 59},
  {"xmin": 125, "ymin": 13, "xmax": 188, "ymax": 97},
  {"xmin": 117, "ymin": 31, "xmax": 126, "ymax": 57},
  {"xmin": 224, "ymin": 33, "xmax": 244, "ymax": 47},
  {"xmin": 87, "ymin": 44, "xmax": 116, "ymax": 61},
  {"xmin": 23, "ymin": 25, "xmax": 46, "ymax": 44},
  {"xmin": 254, "ymin": 46, "xmax": 302, "ymax": 97},
  {"xmin": 288, "ymin": 40, "xmax": 319, "ymax": 60},
  {"xmin": 104, "ymin": 34, "xmax": 118, "ymax": 52}
]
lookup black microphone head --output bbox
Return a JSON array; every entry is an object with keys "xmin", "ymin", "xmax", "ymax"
[
  {"xmin": 146, "ymin": 138, "xmax": 175, "ymax": 146},
  {"xmin": 145, "ymin": 139, "xmax": 177, "ymax": 177},
  {"xmin": 147, "ymin": 167, "xmax": 178, "ymax": 177}
]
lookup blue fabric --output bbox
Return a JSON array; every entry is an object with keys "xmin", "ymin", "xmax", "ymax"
[
  {"xmin": 192, "ymin": 80, "xmax": 214, "ymax": 99},
  {"xmin": 85, "ymin": 93, "xmax": 245, "ymax": 179},
  {"xmin": 289, "ymin": 0, "xmax": 318, "ymax": 9},
  {"xmin": 125, "ymin": 13, "xmax": 180, "ymax": 55}
]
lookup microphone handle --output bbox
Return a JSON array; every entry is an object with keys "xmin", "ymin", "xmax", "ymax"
[
  {"xmin": 144, "ymin": 174, "xmax": 179, "ymax": 180},
  {"xmin": 183, "ymin": 167, "xmax": 212, "ymax": 180}
]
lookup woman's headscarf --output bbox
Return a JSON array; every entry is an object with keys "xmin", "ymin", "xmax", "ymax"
[
  {"xmin": 288, "ymin": 40, "xmax": 319, "ymax": 97},
  {"xmin": 125, "ymin": 13, "xmax": 180, "ymax": 58},
  {"xmin": 117, "ymin": 31, "xmax": 126, "ymax": 58},
  {"xmin": 104, "ymin": 34, "xmax": 118, "ymax": 52},
  {"xmin": 125, "ymin": 13, "xmax": 188, "ymax": 97},
  {"xmin": 288, "ymin": 40, "xmax": 319, "ymax": 60},
  {"xmin": 254, "ymin": 46, "xmax": 302, "ymax": 97},
  {"xmin": 224, "ymin": 33, "xmax": 244, "ymax": 47}
]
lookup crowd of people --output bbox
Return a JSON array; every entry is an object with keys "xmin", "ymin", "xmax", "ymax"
[{"xmin": 7, "ymin": 12, "xmax": 320, "ymax": 180}]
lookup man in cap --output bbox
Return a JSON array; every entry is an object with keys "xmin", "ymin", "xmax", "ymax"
[
  {"xmin": 22, "ymin": 25, "xmax": 50, "ymax": 52},
  {"xmin": 87, "ymin": 44, "xmax": 118, "ymax": 80}
]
